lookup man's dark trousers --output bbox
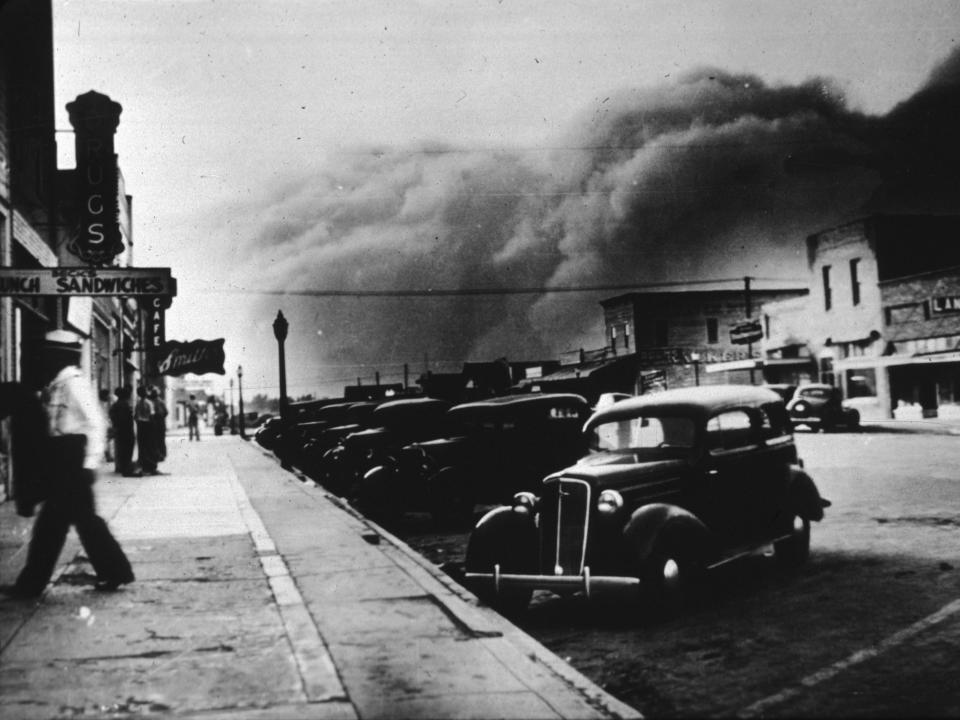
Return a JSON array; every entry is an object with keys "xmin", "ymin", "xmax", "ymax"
[{"xmin": 15, "ymin": 461, "xmax": 133, "ymax": 596}]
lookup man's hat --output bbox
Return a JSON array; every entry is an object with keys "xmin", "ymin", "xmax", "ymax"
[{"xmin": 43, "ymin": 329, "xmax": 83, "ymax": 352}]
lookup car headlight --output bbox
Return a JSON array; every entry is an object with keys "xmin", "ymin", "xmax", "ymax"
[
  {"xmin": 793, "ymin": 401, "xmax": 808, "ymax": 413},
  {"xmin": 512, "ymin": 491, "xmax": 538, "ymax": 515},
  {"xmin": 597, "ymin": 489, "xmax": 624, "ymax": 516}
]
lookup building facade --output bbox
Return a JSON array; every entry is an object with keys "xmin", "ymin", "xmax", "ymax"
[
  {"xmin": 762, "ymin": 214, "xmax": 960, "ymax": 419},
  {"xmin": 1, "ymin": 0, "xmax": 145, "ymax": 500}
]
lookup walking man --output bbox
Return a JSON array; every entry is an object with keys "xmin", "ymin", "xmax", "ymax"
[
  {"xmin": 150, "ymin": 386, "xmax": 168, "ymax": 461},
  {"xmin": 5, "ymin": 330, "xmax": 134, "ymax": 598},
  {"xmin": 187, "ymin": 394, "xmax": 201, "ymax": 441}
]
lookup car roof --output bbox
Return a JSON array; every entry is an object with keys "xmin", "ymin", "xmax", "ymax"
[
  {"xmin": 797, "ymin": 383, "xmax": 833, "ymax": 391},
  {"xmin": 586, "ymin": 384, "xmax": 783, "ymax": 429},
  {"xmin": 373, "ymin": 397, "xmax": 451, "ymax": 416},
  {"xmin": 447, "ymin": 392, "xmax": 588, "ymax": 419}
]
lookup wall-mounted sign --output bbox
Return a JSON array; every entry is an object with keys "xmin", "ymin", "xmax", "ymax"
[
  {"xmin": 0, "ymin": 267, "xmax": 176, "ymax": 296},
  {"xmin": 66, "ymin": 91, "xmax": 125, "ymax": 265},
  {"xmin": 730, "ymin": 318, "xmax": 763, "ymax": 345},
  {"xmin": 143, "ymin": 296, "xmax": 168, "ymax": 350},
  {"xmin": 156, "ymin": 339, "xmax": 226, "ymax": 376},
  {"xmin": 931, "ymin": 296, "xmax": 960, "ymax": 314}
]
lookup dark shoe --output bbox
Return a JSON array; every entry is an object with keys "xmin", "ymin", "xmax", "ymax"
[{"xmin": 94, "ymin": 574, "xmax": 134, "ymax": 592}]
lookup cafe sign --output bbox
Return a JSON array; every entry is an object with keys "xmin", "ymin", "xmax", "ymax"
[{"xmin": 0, "ymin": 267, "xmax": 176, "ymax": 296}]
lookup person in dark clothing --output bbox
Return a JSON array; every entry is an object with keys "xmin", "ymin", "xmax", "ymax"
[
  {"xmin": 134, "ymin": 385, "xmax": 158, "ymax": 474},
  {"xmin": 0, "ymin": 382, "xmax": 49, "ymax": 518},
  {"xmin": 109, "ymin": 385, "xmax": 139, "ymax": 476},
  {"xmin": 187, "ymin": 394, "xmax": 201, "ymax": 441},
  {"xmin": 2, "ymin": 329, "xmax": 134, "ymax": 599},
  {"xmin": 150, "ymin": 386, "xmax": 168, "ymax": 461}
]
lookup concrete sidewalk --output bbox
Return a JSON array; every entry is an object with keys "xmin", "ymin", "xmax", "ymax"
[{"xmin": 0, "ymin": 430, "xmax": 642, "ymax": 720}]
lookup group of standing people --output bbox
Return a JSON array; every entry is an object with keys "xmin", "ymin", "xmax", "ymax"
[{"xmin": 109, "ymin": 383, "xmax": 168, "ymax": 476}]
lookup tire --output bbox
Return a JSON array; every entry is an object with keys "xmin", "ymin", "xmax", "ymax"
[
  {"xmin": 774, "ymin": 514, "xmax": 810, "ymax": 567},
  {"xmin": 846, "ymin": 410, "xmax": 860, "ymax": 430},
  {"xmin": 640, "ymin": 535, "xmax": 705, "ymax": 616},
  {"xmin": 465, "ymin": 521, "xmax": 533, "ymax": 615}
]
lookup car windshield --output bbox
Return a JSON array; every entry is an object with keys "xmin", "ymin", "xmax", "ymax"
[{"xmin": 589, "ymin": 414, "xmax": 696, "ymax": 454}]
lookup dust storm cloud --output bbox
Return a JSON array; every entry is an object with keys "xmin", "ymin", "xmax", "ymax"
[{"xmin": 213, "ymin": 48, "xmax": 959, "ymax": 392}]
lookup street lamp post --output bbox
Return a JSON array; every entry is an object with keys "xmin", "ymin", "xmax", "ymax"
[
  {"xmin": 272, "ymin": 311, "xmax": 289, "ymax": 423},
  {"xmin": 229, "ymin": 378, "xmax": 235, "ymax": 434},
  {"xmin": 237, "ymin": 365, "xmax": 246, "ymax": 439}
]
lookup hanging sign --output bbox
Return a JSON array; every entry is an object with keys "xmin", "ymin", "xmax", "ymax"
[
  {"xmin": 730, "ymin": 319, "xmax": 763, "ymax": 345},
  {"xmin": 156, "ymin": 339, "xmax": 226, "ymax": 376},
  {"xmin": 0, "ymin": 267, "xmax": 175, "ymax": 296}
]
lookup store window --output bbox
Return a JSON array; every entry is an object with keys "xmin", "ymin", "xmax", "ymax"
[
  {"xmin": 706, "ymin": 317, "xmax": 718, "ymax": 344},
  {"xmin": 822, "ymin": 265, "xmax": 832, "ymax": 311},
  {"xmin": 846, "ymin": 369, "xmax": 876, "ymax": 398},
  {"xmin": 850, "ymin": 258, "xmax": 861, "ymax": 306}
]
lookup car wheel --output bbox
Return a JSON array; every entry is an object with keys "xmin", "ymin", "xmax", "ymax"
[
  {"xmin": 640, "ymin": 536, "xmax": 705, "ymax": 616},
  {"xmin": 847, "ymin": 409, "xmax": 861, "ymax": 430},
  {"xmin": 465, "ymin": 524, "xmax": 533, "ymax": 615},
  {"xmin": 774, "ymin": 514, "xmax": 810, "ymax": 567}
]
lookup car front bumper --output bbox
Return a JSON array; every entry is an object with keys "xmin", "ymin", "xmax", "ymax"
[{"xmin": 465, "ymin": 564, "xmax": 640, "ymax": 598}]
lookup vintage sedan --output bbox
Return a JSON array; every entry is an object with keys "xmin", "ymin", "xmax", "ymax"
[
  {"xmin": 317, "ymin": 397, "xmax": 453, "ymax": 497},
  {"xmin": 357, "ymin": 392, "xmax": 591, "ymax": 525},
  {"xmin": 786, "ymin": 383, "xmax": 860, "ymax": 431},
  {"xmin": 464, "ymin": 385, "xmax": 830, "ymax": 614}
]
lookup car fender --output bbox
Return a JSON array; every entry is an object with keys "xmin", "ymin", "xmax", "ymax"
[
  {"xmin": 623, "ymin": 503, "xmax": 711, "ymax": 566},
  {"xmin": 787, "ymin": 465, "xmax": 828, "ymax": 521},
  {"xmin": 354, "ymin": 462, "xmax": 401, "ymax": 506},
  {"xmin": 466, "ymin": 506, "xmax": 537, "ymax": 572}
]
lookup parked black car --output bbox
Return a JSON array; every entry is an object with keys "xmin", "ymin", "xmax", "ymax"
[
  {"xmin": 786, "ymin": 383, "xmax": 860, "ymax": 431},
  {"xmin": 357, "ymin": 393, "xmax": 591, "ymax": 525},
  {"xmin": 318, "ymin": 397, "xmax": 453, "ymax": 497},
  {"xmin": 464, "ymin": 385, "xmax": 830, "ymax": 614},
  {"xmin": 267, "ymin": 401, "xmax": 379, "ymax": 467}
]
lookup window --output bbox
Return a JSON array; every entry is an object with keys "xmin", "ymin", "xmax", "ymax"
[
  {"xmin": 822, "ymin": 265, "xmax": 832, "ymax": 311},
  {"xmin": 706, "ymin": 317, "xmax": 718, "ymax": 344},
  {"xmin": 706, "ymin": 410, "xmax": 755, "ymax": 451},
  {"xmin": 850, "ymin": 258, "xmax": 861, "ymax": 306}
]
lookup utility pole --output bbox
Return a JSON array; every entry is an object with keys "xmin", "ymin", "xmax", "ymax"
[{"xmin": 745, "ymin": 275, "xmax": 755, "ymax": 385}]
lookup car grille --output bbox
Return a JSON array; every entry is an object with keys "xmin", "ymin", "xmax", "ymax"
[{"xmin": 539, "ymin": 478, "xmax": 591, "ymax": 576}]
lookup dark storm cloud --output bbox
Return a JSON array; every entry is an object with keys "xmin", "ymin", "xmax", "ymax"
[{"xmin": 224, "ymin": 50, "xmax": 959, "ymax": 387}]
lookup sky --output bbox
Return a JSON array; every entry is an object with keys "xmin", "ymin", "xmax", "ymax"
[{"xmin": 51, "ymin": 0, "xmax": 960, "ymax": 399}]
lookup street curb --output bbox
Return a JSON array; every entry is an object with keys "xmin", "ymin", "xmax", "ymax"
[{"xmin": 251, "ymin": 443, "xmax": 644, "ymax": 720}]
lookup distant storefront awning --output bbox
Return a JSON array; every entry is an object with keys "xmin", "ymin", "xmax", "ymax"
[
  {"xmin": 762, "ymin": 357, "xmax": 816, "ymax": 368},
  {"xmin": 836, "ymin": 350, "xmax": 960, "ymax": 371},
  {"xmin": 704, "ymin": 358, "xmax": 763, "ymax": 373}
]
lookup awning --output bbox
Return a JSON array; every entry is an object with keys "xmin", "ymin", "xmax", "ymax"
[
  {"xmin": 835, "ymin": 351, "xmax": 960, "ymax": 371},
  {"xmin": 763, "ymin": 357, "xmax": 815, "ymax": 367},
  {"xmin": 705, "ymin": 358, "xmax": 763, "ymax": 373}
]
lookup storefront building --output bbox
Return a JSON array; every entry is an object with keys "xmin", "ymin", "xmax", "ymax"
[
  {"xmin": 601, "ymin": 283, "xmax": 807, "ymax": 393},
  {"xmin": 762, "ymin": 214, "xmax": 960, "ymax": 420}
]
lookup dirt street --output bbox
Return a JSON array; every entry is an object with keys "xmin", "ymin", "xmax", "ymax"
[{"xmin": 393, "ymin": 430, "xmax": 960, "ymax": 717}]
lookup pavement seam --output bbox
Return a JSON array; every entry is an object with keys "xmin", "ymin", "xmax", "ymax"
[
  {"xmin": 224, "ymin": 455, "xmax": 354, "ymax": 711},
  {"xmin": 737, "ymin": 596, "xmax": 960, "ymax": 717}
]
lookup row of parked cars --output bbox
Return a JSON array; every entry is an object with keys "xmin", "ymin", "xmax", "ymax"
[{"xmin": 257, "ymin": 383, "xmax": 833, "ymax": 614}]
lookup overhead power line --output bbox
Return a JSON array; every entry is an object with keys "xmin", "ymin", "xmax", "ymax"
[{"xmin": 205, "ymin": 276, "xmax": 806, "ymax": 298}]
